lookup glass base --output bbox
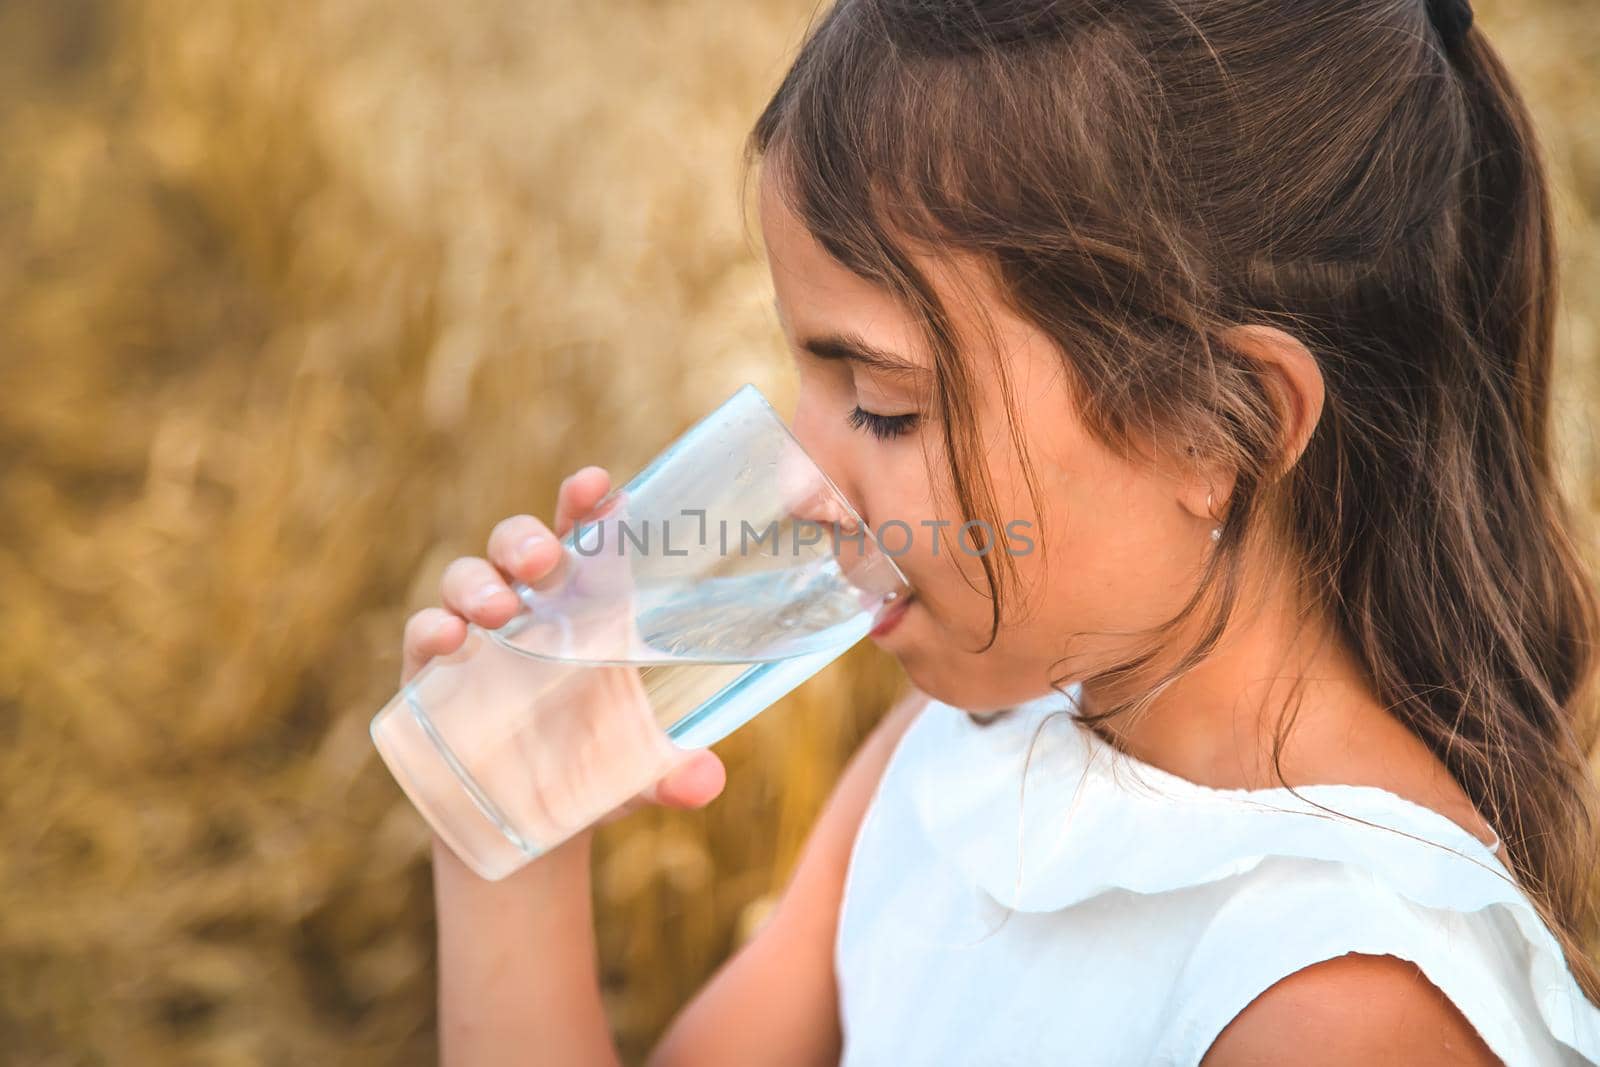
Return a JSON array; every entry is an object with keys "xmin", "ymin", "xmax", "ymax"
[{"xmin": 370, "ymin": 692, "xmax": 539, "ymax": 881}]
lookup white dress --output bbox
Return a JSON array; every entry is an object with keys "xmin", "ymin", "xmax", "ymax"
[{"xmin": 834, "ymin": 686, "xmax": 1600, "ymax": 1066}]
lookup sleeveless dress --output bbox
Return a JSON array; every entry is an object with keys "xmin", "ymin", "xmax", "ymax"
[{"xmin": 834, "ymin": 685, "xmax": 1600, "ymax": 1066}]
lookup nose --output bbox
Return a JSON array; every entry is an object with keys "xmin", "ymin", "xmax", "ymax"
[
  {"xmin": 778, "ymin": 393, "xmax": 911, "ymax": 602},
  {"xmin": 777, "ymin": 439, "xmax": 857, "ymax": 531},
  {"xmin": 781, "ymin": 395, "xmax": 863, "ymax": 531}
]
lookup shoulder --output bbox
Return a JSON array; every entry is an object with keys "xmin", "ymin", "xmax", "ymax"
[
  {"xmin": 1200, "ymin": 952, "xmax": 1502, "ymax": 1066},
  {"xmin": 1135, "ymin": 813, "xmax": 1558, "ymax": 1067}
]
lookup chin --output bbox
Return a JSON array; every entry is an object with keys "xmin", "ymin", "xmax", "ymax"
[
  {"xmin": 897, "ymin": 650, "xmax": 1057, "ymax": 716},
  {"xmin": 897, "ymin": 659, "xmax": 1005, "ymax": 715},
  {"xmin": 874, "ymin": 608, "xmax": 1038, "ymax": 713}
]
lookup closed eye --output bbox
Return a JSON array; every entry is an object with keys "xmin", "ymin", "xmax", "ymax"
[{"xmin": 847, "ymin": 406, "xmax": 919, "ymax": 441}]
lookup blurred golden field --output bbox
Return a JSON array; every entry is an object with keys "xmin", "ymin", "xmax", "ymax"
[{"xmin": 1, "ymin": 0, "xmax": 1596, "ymax": 1064}]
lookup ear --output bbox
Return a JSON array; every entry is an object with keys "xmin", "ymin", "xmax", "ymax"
[
  {"xmin": 1176, "ymin": 324, "xmax": 1324, "ymax": 524},
  {"xmin": 1227, "ymin": 324, "xmax": 1324, "ymax": 477}
]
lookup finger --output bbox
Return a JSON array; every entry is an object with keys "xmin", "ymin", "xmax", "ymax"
[
  {"xmin": 439, "ymin": 556, "xmax": 522, "ymax": 629},
  {"xmin": 486, "ymin": 514, "xmax": 563, "ymax": 587},
  {"xmin": 554, "ymin": 466, "xmax": 612, "ymax": 537},
  {"xmin": 593, "ymin": 752, "xmax": 727, "ymax": 827},
  {"xmin": 643, "ymin": 750, "xmax": 727, "ymax": 810},
  {"xmin": 400, "ymin": 607, "xmax": 467, "ymax": 683}
]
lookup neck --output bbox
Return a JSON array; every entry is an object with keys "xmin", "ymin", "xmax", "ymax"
[
  {"xmin": 1072, "ymin": 545, "xmax": 1505, "ymax": 856},
  {"xmin": 1076, "ymin": 555, "xmax": 1389, "ymax": 792}
]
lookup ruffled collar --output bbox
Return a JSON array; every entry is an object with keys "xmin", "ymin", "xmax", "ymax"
[
  {"xmin": 900, "ymin": 687, "xmax": 1600, "ymax": 1062},
  {"xmin": 904, "ymin": 687, "xmax": 1514, "ymax": 914}
]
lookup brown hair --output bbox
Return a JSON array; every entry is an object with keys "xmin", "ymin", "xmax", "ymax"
[{"xmin": 745, "ymin": 0, "xmax": 1600, "ymax": 998}]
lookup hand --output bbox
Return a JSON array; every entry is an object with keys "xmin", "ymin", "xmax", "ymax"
[{"xmin": 399, "ymin": 465, "xmax": 727, "ymax": 820}]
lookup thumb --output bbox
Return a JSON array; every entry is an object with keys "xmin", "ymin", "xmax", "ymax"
[{"xmin": 642, "ymin": 750, "xmax": 727, "ymax": 809}]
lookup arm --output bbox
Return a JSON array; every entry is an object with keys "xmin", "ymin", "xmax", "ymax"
[
  {"xmin": 1200, "ymin": 952, "xmax": 1503, "ymax": 1066},
  {"xmin": 427, "ymin": 727, "xmax": 726, "ymax": 1067},
  {"xmin": 408, "ymin": 467, "xmax": 728, "ymax": 1067},
  {"xmin": 646, "ymin": 684, "xmax": 932, "ymax": 1067},
  {"xmin": 432, "ymin": 830, "xmax": 619, "ymax": 1067},
  {"xmin": 428, "ymin": 670, "xmax": 927, "ymax": 1067}
]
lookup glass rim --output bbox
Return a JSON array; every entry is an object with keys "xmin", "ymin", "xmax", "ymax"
[{"xmin": 735, "ymin": 382, "xmax": 913, "ymax": 598}]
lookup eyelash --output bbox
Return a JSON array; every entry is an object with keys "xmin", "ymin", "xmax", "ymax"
[{"xmin": 847, "ymin": 405, "xmax": 919, "ymax": 441}]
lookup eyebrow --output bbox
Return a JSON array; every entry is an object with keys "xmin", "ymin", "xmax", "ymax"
[
  {"xmin": 800, "ymin": 331, "xmax": 927, "ymax": 376},
  {"xmin": 770, "ymin": 298, "xmax": 928, "ymax": 378}
]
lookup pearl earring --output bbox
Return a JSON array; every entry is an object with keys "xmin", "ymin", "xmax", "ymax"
[{"xmin": 1207, "ymin": 490, "xmax": 1221, "ymax": 542}]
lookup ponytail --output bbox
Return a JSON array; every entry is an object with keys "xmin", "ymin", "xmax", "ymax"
[{"xmin": 1436, "ymin": 26, "xmax": 1600, "ymax": 1000}]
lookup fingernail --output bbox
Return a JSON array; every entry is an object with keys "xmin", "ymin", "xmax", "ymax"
[
  {"xmin": 472, "ymin": 582, "xmax": 507, "ymax": 609},
  {"xmin": 517, "ymin": 533, "xmax": 550, "ymax": 565}
]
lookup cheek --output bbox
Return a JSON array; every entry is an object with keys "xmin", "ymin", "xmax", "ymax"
[
  {"xmin": 872, "ymin": 509, "xmax": 1025, "ymax": 653},
  {"xmin": 857, "ymin": 466, "xmax": 989, "ymax": 634},
  {"xmin": 1030, "ymin": 451, "xmax": 1205, "ymax": 635},
  {"xmin": 854, "ymin": 424, "xmax": 1043, "ymax": 644}
]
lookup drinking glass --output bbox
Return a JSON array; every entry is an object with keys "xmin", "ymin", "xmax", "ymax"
[{"xmin": 370, "ymin": 383, "xmax": 912, "ymax": 880}]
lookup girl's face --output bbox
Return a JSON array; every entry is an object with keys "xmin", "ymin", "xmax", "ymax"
[{"xmin": 759, "ymin": 169, "xmax": 1219, "ymax": 713}]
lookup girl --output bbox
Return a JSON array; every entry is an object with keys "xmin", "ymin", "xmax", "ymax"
[{"xmin": 402, "ymin": 0, "xmax": 1600, "ymax": 1063}]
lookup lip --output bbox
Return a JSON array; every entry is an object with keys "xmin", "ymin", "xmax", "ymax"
[{"xmin": 869, "ymin": 593, "xmax": 915, "ymax": 639}]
